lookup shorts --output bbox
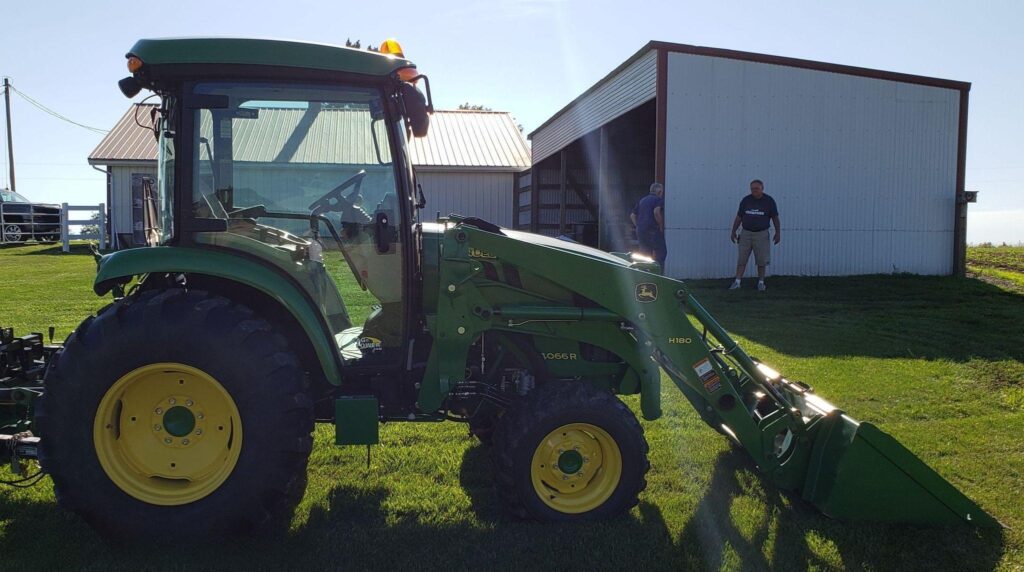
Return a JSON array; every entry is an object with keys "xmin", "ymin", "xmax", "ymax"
[{"xmin": 737, "ymin": 229, "xmax": 771, "ymax": 267}]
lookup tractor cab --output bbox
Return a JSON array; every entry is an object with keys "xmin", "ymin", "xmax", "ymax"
[{"xmin": 118, "ymin": 38, "xmax": 432, "ymax": 371}]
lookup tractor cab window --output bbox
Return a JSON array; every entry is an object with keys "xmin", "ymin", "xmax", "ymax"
[{"xmin": 188, "ymin": 82, "xmax": 407, "ymax": 359}]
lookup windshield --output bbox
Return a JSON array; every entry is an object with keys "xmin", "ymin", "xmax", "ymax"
[
  {"xmin": 191, "ymin": 82, "xmax": 396, "ymax": 229},
  {"xmin": 0, "ymin": 190, "xmax": 30, "ymax": 203},
  {"xmin": 188, "ymin": 81, "xmax": 408, "ymax": 347}
]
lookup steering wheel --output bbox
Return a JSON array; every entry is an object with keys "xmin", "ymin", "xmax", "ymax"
[{"xmin": 308, "ymin": 170, "xmax": 367, "ymax": 217}]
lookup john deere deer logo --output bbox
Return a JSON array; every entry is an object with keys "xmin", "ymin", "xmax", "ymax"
[{"xmin": 635, "ymin": 283, "xmax": 658, "ymax": 303}]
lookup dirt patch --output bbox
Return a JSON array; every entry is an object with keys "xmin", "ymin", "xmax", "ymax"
[{"xmin": 967, "ymin": 271, "xmax": 1024, "ymax": 294}]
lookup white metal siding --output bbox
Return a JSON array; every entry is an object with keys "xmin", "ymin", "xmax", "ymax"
[
  {"xmin": 417, "ymin": 171, "xmax": 515, "ymax": 227},
  {"xmin": 111, "ymin": 165, "xmax": 158, "ymax": 246},
  {"xmin": 531, "ymin": 50, "xmax": 657, "ymax": 163},
  {"xmin": 663, "ymin": 52, "xmax": 960, "ymax": 278}
]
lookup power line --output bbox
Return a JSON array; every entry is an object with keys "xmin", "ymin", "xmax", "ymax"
[{"xmin": 8, "ymin": 85, "xmax": 109, "ymax": 134}]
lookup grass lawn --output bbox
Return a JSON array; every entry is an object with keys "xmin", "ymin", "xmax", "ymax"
[
  {"xmin": 969, "ymin": 246, "xmax": 1024, "ymax": 293},
  {"xmin": 1, "ymin": 242, "xmax": 1022, "ymax": 571}
]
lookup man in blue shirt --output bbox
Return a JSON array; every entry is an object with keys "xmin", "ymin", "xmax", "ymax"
[
  {"xmin": 729, "ymin": 179, "xmax": 780, "ymax": 291},
  {"xmin": 630, "ymin": 183, "xmax": 666, "ymax": 269}
]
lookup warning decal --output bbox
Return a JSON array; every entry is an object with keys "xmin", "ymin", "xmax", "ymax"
[{"xmin": 693, "ymin": 358, "xmax": 722, "ymax": 393}]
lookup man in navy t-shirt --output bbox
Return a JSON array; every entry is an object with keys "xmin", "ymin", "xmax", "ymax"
[
  {"xmin": 630, "ymin": 183, "xmax": 666, "ymax": 269},
  {"xmin": 729, "ymin": 179, "xmax": 780, "ymax": 291}
]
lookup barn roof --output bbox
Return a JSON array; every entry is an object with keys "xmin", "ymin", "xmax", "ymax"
[{"xmin": 89, "ymin": 105, "xmax": 530, "ymax": 171}]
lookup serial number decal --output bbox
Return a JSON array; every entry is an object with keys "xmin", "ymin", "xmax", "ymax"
[
  {"xmin": 542, "ymin": 352, "xmax": 578, "ymax": 360},
  {"xmin": 468, "ymin": 247, "xmax": 496, "ymax": 259},
  {"xmin": 668, "ymin": 337, "xmax": 692, "ymax": 344}
]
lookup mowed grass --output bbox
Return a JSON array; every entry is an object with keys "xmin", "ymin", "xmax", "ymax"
[{"xmin": 1, "ymin": 242, "xmax": 1022, "ymax": 571}]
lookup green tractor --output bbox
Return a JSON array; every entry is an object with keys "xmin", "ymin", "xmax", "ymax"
[{"xmin": 0, "ymin": 37, "xmax": 999, "ymax": 539}]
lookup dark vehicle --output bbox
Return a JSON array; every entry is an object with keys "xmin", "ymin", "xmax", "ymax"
[{"xmin": 0, "ymin": 189, "xmax": 61, "ymax": 244}]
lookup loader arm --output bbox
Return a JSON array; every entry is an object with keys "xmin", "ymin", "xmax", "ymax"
[{"xmin": 426, "ymin": 220, "xmax": 999, "ymax": 527}]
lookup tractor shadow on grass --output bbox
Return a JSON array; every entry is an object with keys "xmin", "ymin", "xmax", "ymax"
[
  {"xmin": 687, "ymin": 274, "xmax": 1024, "ymax": 363},
  {"xmin": 0, "ymin": 445, "xmax": 1005, "ymax": 570},
  {"xmin": 674, "ymin": 449, "xmax": 1004, "ymax": 571},
  {"xmin": 280, "ymin": 444, "xmax": 1004, "ymax": 571},
  {"xmin": 1, "ymin": 244, "xmax": 94, "ymax": 256}
]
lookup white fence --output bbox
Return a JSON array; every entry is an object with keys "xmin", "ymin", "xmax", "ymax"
[{"xmin": 61, "ymin": 203, "xmax": 106, "ymax": 252}]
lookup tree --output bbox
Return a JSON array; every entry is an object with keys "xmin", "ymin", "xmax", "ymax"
[
  {"xmin": 345, "ymin": 39, "xmax": 379, "ymax": 52},
  {"xmin": 458, "ymin": 103, "xmax": 493, "ymax": 111},
  {"xmin": 80, "ymin": 212, "xmax": 101, "ymax": 237}
]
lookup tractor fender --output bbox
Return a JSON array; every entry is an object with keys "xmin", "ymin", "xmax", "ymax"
[{"xmin": 93, "ymin": 246, "xmax": 342, "ymax": 384}]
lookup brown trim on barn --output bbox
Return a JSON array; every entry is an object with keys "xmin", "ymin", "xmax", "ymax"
[
  {"xmin": 655, "ymin": 48, "xmax": 668, "ymax": 187},
  {"xmin": 649, "ymin": 41, "xmax": 970, "ymax": 92},
  {"xmin": 953, "ymin": 89, "xmax": 971, "ymax": 277}
]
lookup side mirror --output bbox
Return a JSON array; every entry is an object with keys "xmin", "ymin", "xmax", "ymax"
[{"xmin": 399, "ymin": 83, "xmax": 429, "ymax": 138}]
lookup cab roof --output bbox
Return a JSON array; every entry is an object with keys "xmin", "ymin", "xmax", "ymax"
[{"xmin": 128, "ymin": 37, "xmax": 415, "ymax": 78}]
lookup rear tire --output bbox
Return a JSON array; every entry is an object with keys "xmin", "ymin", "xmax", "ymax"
[
  {"xmin": 36, "ymin": 289, "xmax": 314, "ymax": 540},
  {"xmin": 491, "ymin": 382, "xmax": 649, "ymax": 521}
]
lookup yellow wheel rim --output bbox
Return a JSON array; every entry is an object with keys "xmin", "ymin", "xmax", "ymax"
[
  {"xmin": 530, "ymin": 423, "xmax": 622, "ymax": 514},
  {"xmin": 93, "ymin": 363, "xmax": 243, "ymax": 506}
]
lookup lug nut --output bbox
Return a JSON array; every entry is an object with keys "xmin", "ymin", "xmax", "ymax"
[
  {"xmin": 197, "ymin": 413, "xmax": 204, "ymax": 420},
  {"xmin": 164, "ymin": 437, "xmax": 172, "ymax": 444},
  {"xmin": 562, "ymin": 475, "xmax": 568, "ymax": 480},
  {"xmin": 155, "ymin": 407, "xmax": 163, "ymax": 415},
  {"xmin": 195, "ymin": 429, "xmax": 203, "ymax": 436},
  {"xmin": 153, "ymin": 425, "xmax": 162, "ymax": 432},
  {"xmin": 185, "ymin": 400, "xmax": 194, "ymax": 407},
  {"xmin": 168, "ymin": 398, "xmax": 176, "ymax": 405},
  {"xmin": 182, "ymin": 439, "xmax": 190, "ymax": 445}
]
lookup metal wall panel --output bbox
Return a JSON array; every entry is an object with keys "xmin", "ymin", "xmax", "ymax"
[
  {"xmin": 663, "ymin": 52, "xmax": 960, "ymax": 278},
  {"xmin": 531, "ymin": 50, "xmax": 657, "ymax": 164},
  {"xmin": 111, "ymin": 165, "xmax": 158, "ymax": 247},
  {"xmin": 417, "ymin": 171, "xmax": 514, "ymax": 227}
]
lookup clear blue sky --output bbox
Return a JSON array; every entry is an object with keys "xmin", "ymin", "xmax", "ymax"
[{"xmin": 2, "ymin": 0, "xmax": 1021, "ymax": 243}]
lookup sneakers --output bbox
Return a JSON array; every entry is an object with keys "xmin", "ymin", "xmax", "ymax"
[{"xmin": 732, "ymin": 279, "xmax": 768, "ymax": 291}]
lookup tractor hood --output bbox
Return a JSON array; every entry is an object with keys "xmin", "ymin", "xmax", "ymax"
[{"xmin": 422, "ymin": 221, "xmax": 645, "ymax": 269}]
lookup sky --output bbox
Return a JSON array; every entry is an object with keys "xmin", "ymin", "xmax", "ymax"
[{"xmin": 1, "ymin": 0, "xmax": 1021, "ymax": 244}]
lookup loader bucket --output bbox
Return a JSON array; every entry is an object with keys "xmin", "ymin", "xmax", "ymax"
[{"xmin": 801, "ymin": 411, "xmax": 1001, "ymax": 527}]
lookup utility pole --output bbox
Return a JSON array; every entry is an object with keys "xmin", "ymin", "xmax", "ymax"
[{"xmin": 3, "ymin": 77, "xmax": 15, "ymax": 193}]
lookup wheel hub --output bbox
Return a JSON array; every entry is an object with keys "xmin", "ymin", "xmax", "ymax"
[
  {"xmin": 161, "ymin": 404, "xmax": 197, "ymax": 437},
  {"xmin": 557, "ymin": 449, "xmax": 584, "ymax": 474}
]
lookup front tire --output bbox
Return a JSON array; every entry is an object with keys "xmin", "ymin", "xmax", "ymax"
[
  {"xmin": 2, "ymin": 224, "xmax": 24, "ymax": 243},
  {"xmin": 492, "ymin": 382, "xmax": 649, "ymax": 521},
  {"xmin": 36, "ymin": 289, "xmax": 314, "ymax": 539}
]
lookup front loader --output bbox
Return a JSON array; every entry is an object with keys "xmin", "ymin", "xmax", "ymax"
[{"xmin": 0, "ymin": 37, "xmax": 999, "ymax": 538}]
